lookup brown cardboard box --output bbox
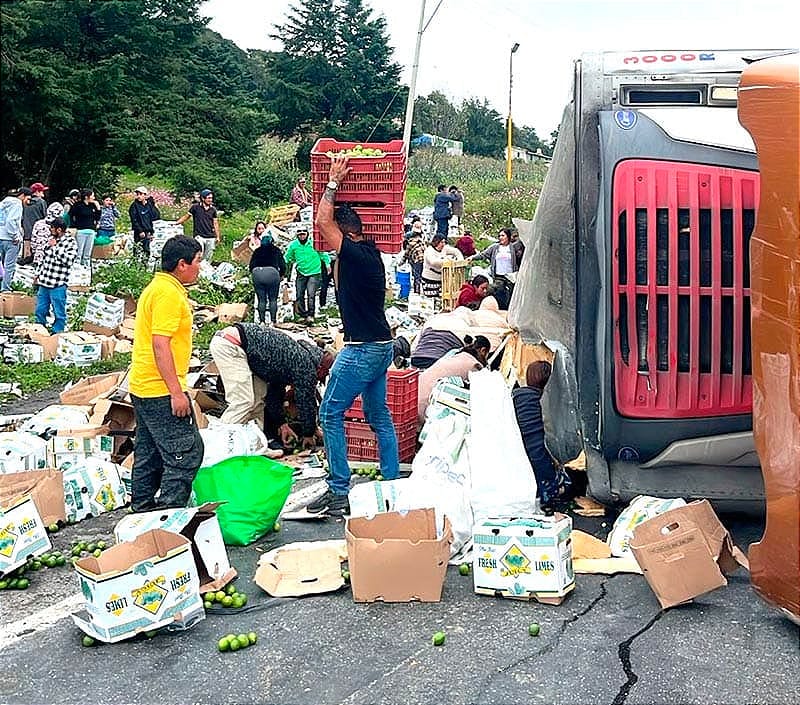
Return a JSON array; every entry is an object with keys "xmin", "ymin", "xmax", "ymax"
[
  {"xmin": 0, "ymin": 292, "xmax": 36, "ymax": 317},
  {"xmin": 15, "ymin": 323, "xmax": 60, "ymax": 360},
  {"xmin": 345, "ymin": 508, "xmax": 452, "ymax": 603},
  {"xmin": 117, "ymin": 317, "xmax": 136, "ymax": 341},
  {"xmin": 0, "ymin": 469, "xmax": 66, "ymax": 526},
  {"xmin": 255, "ymin": 540, "xmax": 347, "ymax": 597},
  {"xmin": 59, "ymin": 372, "xmax": 122, "ymax": 406},
  {"xmin": 630, "ymin": 500, "xmax": 747, "ymax": 609},
  {"xmin": 216, "ymin": 303, "xmax": 248, "ymax": 324},
  {"xmin": 91, "ymin": 243, "xmax": 115, "ymax": 259},
  {"xmin": 82, "ymin": 321, "xmax": 120, "ymax": 337},
  {"xmin": 231, "ymin": 239, "xmax": 253, "ymax": 266},
  {"xmin": 98, "ymin": 335, "xmax": 116, "ymax": 360},
  {"xmin": 89, "ymin": 398, "xmax": 135, "ymax": 432}
]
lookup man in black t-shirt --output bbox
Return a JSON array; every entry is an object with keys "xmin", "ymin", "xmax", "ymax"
[
  {"xmin": 306, "ymin": 156, "xmax": 399, "ymax": 516},
  {"xmin": 175, "ymin": 188, "xmax": 219, "ymax": 261}
]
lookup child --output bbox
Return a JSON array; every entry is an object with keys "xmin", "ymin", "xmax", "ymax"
[
  {"xmin": 97, "ymin": 194, "xmax": 120, "ymax": 239},
  {"xmin": 34, "ymin": 216, "xmax": 76, "ymax": 333}
]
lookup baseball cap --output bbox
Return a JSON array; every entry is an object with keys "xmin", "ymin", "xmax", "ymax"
[
  {"xmin": 134, "ymin": 186, "xmax": 148, "ymax": 195},
  {"xmin": 16, "ymin": 187, "xmax": 33, "ymax": 197},
  {"xmin": 29, "ymin": 182, "xmax": 48, "ymax": 192},
  {"xmin": 200, "ymin": 188, "xmax": 213, "ymax": 198}
]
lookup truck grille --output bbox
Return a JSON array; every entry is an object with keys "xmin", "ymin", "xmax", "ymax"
[{"xmin": 612, "ymin": 160, "xmax": 756, "ymax": 418}]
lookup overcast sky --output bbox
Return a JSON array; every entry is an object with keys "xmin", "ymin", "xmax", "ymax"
[{"xmin": 201, "ymin": 0, "xmax": 797, "ymax": 138}]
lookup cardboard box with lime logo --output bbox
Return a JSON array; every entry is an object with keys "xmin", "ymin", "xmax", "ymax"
[
  {"xmin": 61, "ymin": 457, "xmax": 127, "ymax": 523},
  {"xmin": 0, "ymin": 493, "xmax": 52, "ymax": 576},
  {"xmin": 114, "ymin": 503, "xmax": 236, "ymax": 593},
  {"xmin": 72, "ymin": 528, "xmax": 204, "ymax": 643},
  {"xmin": 472, "ymin": 514, "xmax": 575, "ymax": 605}
]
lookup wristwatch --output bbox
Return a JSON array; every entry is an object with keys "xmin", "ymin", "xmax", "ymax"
[{"xmin": 326, "ymin": 180, "xmax": 338, "ymax": 190}]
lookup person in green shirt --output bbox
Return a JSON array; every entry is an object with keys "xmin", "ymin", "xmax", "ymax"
[{"xmin": 283, "ymin": 227, "xmax": 330, "ymax": 323}]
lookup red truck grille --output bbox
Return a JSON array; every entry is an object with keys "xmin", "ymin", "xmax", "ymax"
[{"xmin": 612, "ymin": 160, "xmax": 757, "ymax": 418}]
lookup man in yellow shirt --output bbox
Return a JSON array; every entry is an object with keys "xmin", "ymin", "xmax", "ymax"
[{"xmin": 130, "ymin": 235, "xmax": 204, "ymax": 511}]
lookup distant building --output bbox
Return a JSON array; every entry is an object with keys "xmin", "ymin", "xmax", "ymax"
[
  {"xmin": 505, "ymin": 145, "xmax": 552, "ymax": 162},
  {"xmin": 410, "ymin": 133, "xmax": 464, "ymax": 156}
]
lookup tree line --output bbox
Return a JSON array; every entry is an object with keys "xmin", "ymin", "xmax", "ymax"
[{"xmin": 1, "ymin": 0, "xmax": 553, "ymax": 209}]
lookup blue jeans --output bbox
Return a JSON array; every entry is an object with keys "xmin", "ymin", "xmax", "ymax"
[
  {"xmin": 319, "ymin": 342, "xmax": 398, "ymax": 495},
  {"xmin": 35, "ymin": 284, "xmax": 67, "ymax": 332},
  {"xmin": 0, "ymin": 239, "xmax": 20, "ymax": 291}
]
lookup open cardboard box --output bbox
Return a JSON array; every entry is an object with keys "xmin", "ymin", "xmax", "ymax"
[
  {"xmin": 0, "ymin": 492, "xmax": 52, "ymax": 575},
  {"xmin": 72, "ymin": 528, "xmax": 204, "ymax": 643},
  {"xmin": 255, "ymin": 539, "xmax": 347, "ymax": 597},
  {"xmin": 114, "ymin": 503, "xmax": 236, "ymax": 593},
  {"xmin": 0, "ymin": 469, "xmax": 65, "ymax": 527},
  {"xmin": 59, "ymin": 372, "xmax": 123, "ymax": 406},
  {"xmin": 345, "ymin": 508, "xmax": 452, "ymax": 603},
  {"xmin": 630, "ymin": 499, "xmax": 748, "ymax": 609}
]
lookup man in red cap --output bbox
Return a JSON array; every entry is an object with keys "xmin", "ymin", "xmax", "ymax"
[{"xmin": 22, "ymin": 182, "xmax": 48, "ymax": 261}]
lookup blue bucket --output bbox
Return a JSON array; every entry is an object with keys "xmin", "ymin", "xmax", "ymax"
[{"xmin": 395, "ymin": 270, "xmax": 411, "ymax": 298}]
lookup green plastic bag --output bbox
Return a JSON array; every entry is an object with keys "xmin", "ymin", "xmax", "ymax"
[{"xmin": 192, "ymin": 455, "xmax": 293, "ymax": 546}]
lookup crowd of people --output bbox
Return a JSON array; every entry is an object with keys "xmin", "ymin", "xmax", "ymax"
[{"xmin": 2, "ymin": 170, "xmax": 570, "ymax": 520}]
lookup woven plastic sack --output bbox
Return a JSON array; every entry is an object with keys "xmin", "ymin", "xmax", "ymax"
[{"xmin": 191, "ymin": 455, "xmax": 293, "ymax": 546}]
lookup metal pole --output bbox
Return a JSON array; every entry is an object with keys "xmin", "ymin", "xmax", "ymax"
[
  {"xmin": 403, "ymin": 0, "xmax": 427, "ymax": 158},
  {"xmin": 506, "ymin": 42, "xmax": 519, "ymax": 182}
]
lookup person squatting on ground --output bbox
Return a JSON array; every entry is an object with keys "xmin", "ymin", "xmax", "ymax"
[
  {"xmin": 129, "ymin": 235, "xmax": 205, "ymax": 512},
  {"xmin": 511, "ymin": 360, "xmax": 573, "ymax": 511},
  {"xmin": 456, "ymin": 274, "xmax": 490, "ymax": 309},
  {"xmin": 69, "ymin": 189, "xmax": 100, "ymax": 268},
  {"xmin": 284, "ymin": 227, "xmax": 329, "ymax": 323},
  {"xmin": 399, "ymin": 220, "xmax": 425, "ymax": 294},
  {"xmin": 175, "ymin": 188, "xmax": 219, "ymax": 262},
  {"xmin": 0, "ymin": 187, "xmax": 32, "ymax": 291},
  {"xmin": 128, "ymin": 186, "xmax": 160, "ymax": 258},
  {"xmin": 210, "ymin": 324, "xmax": 334, "ymax": 455},
  {"xmin": 34, "ymin": 216, "xmax": 76, "ymax": 334},
  {"xmin": 310, "ymin": 155, "xmax": 399, "ymax": 515},
  {"xmin": 249, "ymin": 222, "xmax": 286, "ymax": 325},
  {"xmin": 421, "ymin": 233, "xmax": 463, "ymax": 298}
]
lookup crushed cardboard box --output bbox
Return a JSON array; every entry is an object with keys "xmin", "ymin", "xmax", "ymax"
[
  {"xmin": 62, "ymin": 457, "xmax": 127, "ymax": 523},
  {"xmin": 473, "ymin": 514, "xmax": 575, "ymax": 605},
  {"xmin": 0, "ymin": 469, "xmax": 66, "ymax": 527},
  {"xmin": 59, "ymin": 372, "xmax": 123, "ymax": 406},
  {"xmin": 216, "ymin": 303, "xmax": 248, "ymax": 324},
  {"xmin": 255, "ymin": 539, "xmax": 347, "ymax": 597},
  {"xmin": 346, "ymin": 508, "xmax": 452, "ymax": 603},
  {"xmin": 630, "ymin": 499, "xmax": 748, "ymax": 609},
  {"xmin": 571, "ymin": 529, "xmax": 642, "ymax": 575},
  {"xmin": 114, "ymin": 503, "xmax": 235, "ymax": 593},
  {"xmin": 72, "ymin": 528, "xmax": 205, "ymax": 643},
  {"xmin": 0, "ymin": 492, "xmax": 52, "ymax": 575}
]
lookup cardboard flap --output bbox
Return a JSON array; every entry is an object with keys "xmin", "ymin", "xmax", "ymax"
[
  {"xmin": 0, "ymin": 470, "xmax": 66, "ymax": 525},
  {"xmin": 572, "ymin": 530, "xmax": 612, "ymax": 559},
  {"xmin": 255, "ymin": 540, "xmax": 347, "ymax": 597},
  {"xmin": 76, "ymin": 528, "xmax": 190, "ymax": 577},
  {"xmin": 347, "ymin": 507, "xmax": 439, "ymax": 542}
]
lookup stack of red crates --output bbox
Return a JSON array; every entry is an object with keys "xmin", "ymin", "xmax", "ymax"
[
  {"xmin": 310, "ymin": 138, "xmax": 407, "ymax": 254},
  {"xmin": 343, "ymin": 368, "xmax": 419, "ymax": 463}
]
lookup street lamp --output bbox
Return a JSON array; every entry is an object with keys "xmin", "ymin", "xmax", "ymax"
[{"xmin": 507, "ymin": 42, "xmax": 520, "ymax": 183}]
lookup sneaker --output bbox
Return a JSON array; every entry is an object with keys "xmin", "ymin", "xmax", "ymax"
[{"xmin": 306, "ymin": 489, "xmax": 349, "ymax": 516}]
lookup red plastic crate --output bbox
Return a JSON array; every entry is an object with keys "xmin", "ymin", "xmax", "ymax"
[
  {"xmin": 346, "ymin": 368, "xmax": 419, "ymax": 425},
  {"xmin": 344, "ymin": 419, "xmax": 418, "ymax": 463},
  {"xmin": 310, "ymin": 138, "xmax": 407, "ymax": 202},
  {"xmin": 313, "ymin": 202, "xmax": 405, "ymax": 254}
]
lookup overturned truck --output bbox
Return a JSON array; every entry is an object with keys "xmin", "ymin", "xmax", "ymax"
[{"xmin": 510, "ymin": 49, "xmax": 792, "ymax": 504}]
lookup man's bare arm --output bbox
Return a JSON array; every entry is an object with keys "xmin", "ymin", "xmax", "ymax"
[
  {"xmin": 152, "ymin": 334, "xmax": 190, "ymax": 416},
  {"xmin": 315, "ymin": 155, "xmax": 351, "ymax": 254}
]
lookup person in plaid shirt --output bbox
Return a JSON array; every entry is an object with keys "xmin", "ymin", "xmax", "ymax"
[
  {"xmin": 399, "ymin": 220, "xmax": 426, "ymax": 293},
  {"xmin": 34, "ymin": 216, "xmax": 76, "ymax": 333}
]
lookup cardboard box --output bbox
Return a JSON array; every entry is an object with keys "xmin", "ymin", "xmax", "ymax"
[
  {"xmin": 91, "ymin": 243, "xmax": 115, "ymax": 259},
  {"xmin": 89, "ymin": 398, "xmax": 135, "ymax": 433},
  {"xmin": 230, "ymin": 239, "xmax": 253, "ymax": 265},
  {"xmin": 118, "ymin": 317, "xmax": 136, "ymax": 341},
  {"xmin": 216, "ymin": 303, "xmax": 248, "ymax": 324},
  {"xmin": 62, "ymin": 457, "xmax": 127, "ymax": 523},
  {"xmin": 0, "ymin": 469, "xmax": 66, "ymax": 526},
  {"xmin": 71, "ymin": 528, "xmax": 205, "ymax": 643},
  {"xmin": 345, "ymin": 508, "xmax": 452, "ymax": 603},
  {"xmin": 48, "ymin": 431, "xmax": 113, "ymax": 470},
  {"xmin": 56, "ymin": 331, "xmax": 102, "ymax": 366},
  {"xmin": 114, "ymin": 503, "xmax": 236, "ymax": 593},
  {"xmin": 255, "ymin": 540, "xmax": 347, "ymax": 597},
  {"xmin": 0, "ymin": 292, "xmax": 36, "ymax": 317},
  {"xmin": 3, "ymin": 342, "xmax": 44, "ymax": 363},
  {"xmin": 0, "ymin": 493, "xmax": 51, "ymax": 575},
  {"xmin": 82, "ymin": 321, "xmax": 119, "ymax": 337},
  {"xmin": 472, "ymin": 514, "xmax": 575, "ymax": 605},
  {"xmin": 59, "ymin": 372, "xmax": 122, "ymax": 406},
  {"xmin": 0, "ymin": 432, "xmax": 48, "ymax": 474},
  {"xmin": 20, "ymin": 404, "xmax": 91, "ymax": 436},
  {"xmin": 630, "ymin": 500, "xmax": 747, "ymax": 609}
]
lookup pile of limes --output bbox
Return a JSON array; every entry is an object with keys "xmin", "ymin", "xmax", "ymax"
[
  {"xmin": 203, "ymin": 583, "xmax": 248, "ymax": 610},
  {"xmin": 0, "ymin": 564, "xmax": 30, "ymax": 590},
  {"xmin": 353, "ymin": 465, "xmax": 383, "ymax": 481},
  {"xmin": 69, "ymin": 539, "xmax": 109, "ymax": 563},
  {"xmin": 324, "ymin": 146, "xmax": 385, "ymax": 158},
  {"xmin": 32, "ymin": 551, "xmax": 67, "ymax": 570},
  {"xmin": 218, "ymin": 631, "xmax": 258, "ymax": 653}
]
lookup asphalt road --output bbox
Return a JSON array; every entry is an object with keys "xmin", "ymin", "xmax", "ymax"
[{"xmin": 1, "ymin": 481, "xmax": 797, "ymax": 705}]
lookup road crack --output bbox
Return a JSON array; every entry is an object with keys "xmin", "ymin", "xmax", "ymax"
[
  {"xmin": 610, "ymin": 610, "xmax": 664, "ymax": 705},
  {"xmin": 476, "ymin": 576, "xmax": 613, "ymax": 701}
]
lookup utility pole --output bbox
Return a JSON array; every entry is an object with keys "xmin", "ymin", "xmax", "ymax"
[
  {"xmin": 403, "ymin": 0, "xmax": 427, "ymax": 158},
  {"xmin": 507, "ymin": 42, "xmax": 520, "ymax": 182}
]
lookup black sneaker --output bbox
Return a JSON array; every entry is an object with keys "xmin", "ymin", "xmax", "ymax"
[{"xmin": 306, "ymin": 489, "xmax": 349, "ymax": 516}]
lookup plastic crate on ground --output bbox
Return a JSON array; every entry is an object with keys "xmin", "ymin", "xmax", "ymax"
[
  {"xmin": 344, "ymin": 419, "xmax": 418, "ymax": 463},
  {"xmin": 346, "ymin": 368, "xmax": 419, "ymax": 425}
]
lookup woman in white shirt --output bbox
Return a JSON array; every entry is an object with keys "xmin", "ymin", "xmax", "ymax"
[
  {"xmin": 421, "ymin": 234, "xmax": 464, "ymax": 298},
  {"xmin": 475, "ymin": 228, "xmax": 518, "ymax": 277}
]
